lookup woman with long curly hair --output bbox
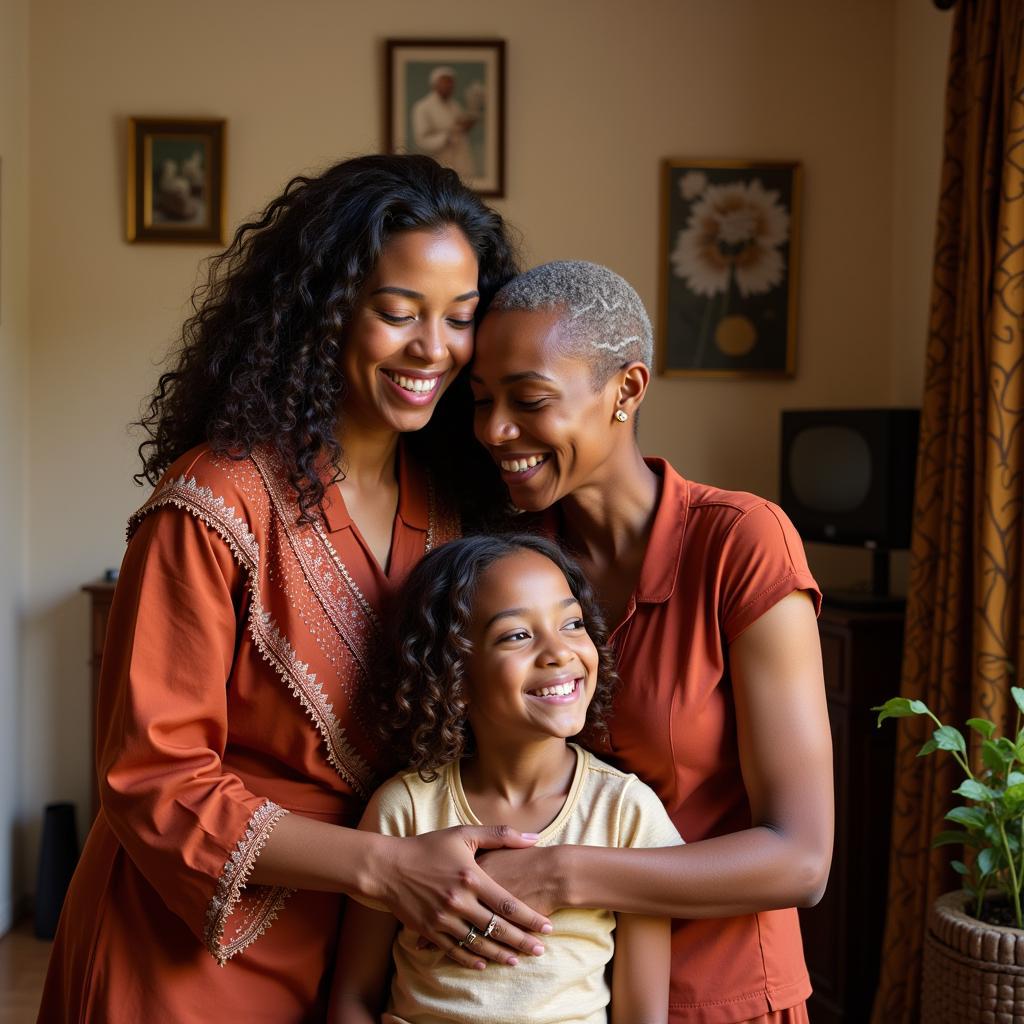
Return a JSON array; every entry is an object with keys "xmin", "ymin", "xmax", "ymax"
[
  {"xmin": 328, "ymin": 534, "xmax": 682, "ymax": 1024},
  {"xmin": 39, "ymin": 155, "xmax": 552, "ymax": 1023}
]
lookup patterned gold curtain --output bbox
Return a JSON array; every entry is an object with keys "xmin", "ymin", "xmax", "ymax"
[{"xmin": 871, "ymin": 2, "xmax": 1024, "ymax": 1021}]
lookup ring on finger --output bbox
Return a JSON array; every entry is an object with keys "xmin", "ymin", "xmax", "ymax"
[
  {"xmin": 459, "ymin": 925, "xmax": 480, "ymax": 948},
  {"xmin": 482, "ymin": 913, "xmax": 499, "ymax": 939}
]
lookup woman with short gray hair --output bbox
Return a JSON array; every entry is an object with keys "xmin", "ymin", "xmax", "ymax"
[{"xmin": 469, "ymin": 260, "xmax": 833, "ymax": 1024}]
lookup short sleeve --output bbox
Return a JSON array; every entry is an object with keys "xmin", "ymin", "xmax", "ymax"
[
  {"xmin": 718, "ymin": 501, "xmax": 822, "ymax": 644},
  {"xmin": 359, "ymin": 775, "xmax": 418, "ymax": 838},
  {"xmin": 617, "ymin": 778, "xmax": 685, "ymax": 848}
]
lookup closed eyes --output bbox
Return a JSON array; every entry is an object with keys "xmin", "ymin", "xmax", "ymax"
[{"xmin": 377, "ymin": 311, "xmax": 475, "ymax": 328}]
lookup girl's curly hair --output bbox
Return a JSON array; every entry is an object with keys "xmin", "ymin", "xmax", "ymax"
[
  {"xmin": 134, "ymin": 153, "xmax": 518, "ymax": 522},
  {"xmin": 381, "ymin": 534, "xmax": 618, "ymax": 780}
]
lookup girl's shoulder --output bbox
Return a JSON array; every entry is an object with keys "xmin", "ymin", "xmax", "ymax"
[
  {"xmin": 374, "ymin": 764, "xmax": 451, "ymax": 801},
  {"xmin": 363, "ymin": 764, "xmax": 456, "ymax": 837},
  {"xmin": 575, "ymin": 746, "xmax": 656, "ymax": 807},
  {"xmin": 572, "ymin": 746, "xmax": 683, "ymax": 849},
  {"xmin": 576, "ymin": 746, "xmax": 634, "ymax": 786}
]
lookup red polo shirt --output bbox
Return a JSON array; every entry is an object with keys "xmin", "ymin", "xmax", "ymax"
[{"xmin": 591, "ymin": 459, "xmax": 822, "ymax": 1023}]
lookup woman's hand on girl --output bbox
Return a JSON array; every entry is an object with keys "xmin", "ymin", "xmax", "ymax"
[
  {"xmin": 375, "ymin": 824, "xmax": 554, "ymax": 967},
  {"xmin": 475, "ymin": 845, "xmax": 565, "ymax": 917}
]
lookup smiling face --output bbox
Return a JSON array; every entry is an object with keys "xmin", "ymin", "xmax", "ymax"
[
  {"xmin": 340, "ymin": 225, "xmax": 479, "ymax": 438},
  {"xmin": 471, "ymin": 308, "xmax": 628, "ymax": 511},
  {"xmin": 464, "ymin": 549, "xmax": 599, "ymax": 744}
]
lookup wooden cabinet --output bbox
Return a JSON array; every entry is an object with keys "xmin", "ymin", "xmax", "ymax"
[
  {"xmin": 801, "ymin": 603, "xmax": 905, "ymax": 1024},
  {"xmin": 82, "ymin": 580, "xmax": 116, "ymax": 820}
]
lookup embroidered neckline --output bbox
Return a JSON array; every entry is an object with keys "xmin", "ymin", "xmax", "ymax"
[{"xmin": 313, "ymin": 473, "xmax": 441, "ymax": 638}]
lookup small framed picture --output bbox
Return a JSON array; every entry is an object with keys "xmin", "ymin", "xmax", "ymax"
[
  {"xmin": 385, "ymin": 39, "xmax": 506, "ymax": 197},
  {"xmin": 126, "ymin": 117, "xmax": 226, "ymax": 244},
  {"xmin": 658, "ymin": 159, "xmax": 802, "ymax": 378}
]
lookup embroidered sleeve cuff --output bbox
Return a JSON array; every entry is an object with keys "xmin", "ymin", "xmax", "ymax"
[{"xmin": 204, "ymin": 800, "xmax": 293, "ymax": 966}]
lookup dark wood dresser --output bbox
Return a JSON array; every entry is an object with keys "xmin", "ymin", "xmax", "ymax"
[
  {"xmin": 801, "ymin": 602, "xmax": 905, "ymax": 1024},
  {"xmin": 82, "ymin": 580, "xmax": 116, "ymax": 820}
]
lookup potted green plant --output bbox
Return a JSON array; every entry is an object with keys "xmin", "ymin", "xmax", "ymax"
[{"xmin": 874, "ymin": 690, "xmax": 1024, "ymax": 1021}]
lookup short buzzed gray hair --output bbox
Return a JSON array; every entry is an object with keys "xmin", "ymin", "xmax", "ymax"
[{"xmin": 489, "ymin": 261, "xmax": 653, "ymax": 388}]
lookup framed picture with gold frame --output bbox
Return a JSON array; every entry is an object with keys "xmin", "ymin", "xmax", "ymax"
[
  {"xmin": 126, "ymin": 117, "xmax": 225, "ymax": 244},
  {"xmin": 658, "ymin": 159, "xmax": 801, "ymax": 378},
  {"xmin": 385, "ymin": 39, "xmax": 506, "ymax": 197}
]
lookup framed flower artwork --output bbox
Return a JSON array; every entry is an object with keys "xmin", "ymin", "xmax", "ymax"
[{"xmin": 658, "ymin": 159, "xmax": 802, "ymax": 378}]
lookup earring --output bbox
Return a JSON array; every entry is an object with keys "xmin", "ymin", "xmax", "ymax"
[{"xmin": 615, "ymin": 409, "xmax": 629, "ymax": 422}]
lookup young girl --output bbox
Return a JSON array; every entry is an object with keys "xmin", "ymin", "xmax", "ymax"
[{"xmin": 329, "ymin": 534, "xmax": 683, "ymax": 1024}]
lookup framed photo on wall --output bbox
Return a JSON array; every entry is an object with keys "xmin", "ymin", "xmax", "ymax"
[
  {"xmin": 658, "ymin": 159, "xmax": 802, "ymax": 378},
  {"xmin": 385, "ymin": 39, "xmax": 506, "ymax": 197},
  {"xmin": 126, "ymin": 117, "xmax": 226, "ymax": 244}
]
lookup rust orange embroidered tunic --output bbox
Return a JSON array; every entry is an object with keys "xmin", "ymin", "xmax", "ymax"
[{"xmin": 39, "ymin": 444, "xmax": 457, "ymax": 1024}]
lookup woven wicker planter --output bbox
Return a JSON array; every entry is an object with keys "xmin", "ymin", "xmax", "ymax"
[{"xmin": 921, "ymin": 890, "xmax": 1024, "ymax": 1022}]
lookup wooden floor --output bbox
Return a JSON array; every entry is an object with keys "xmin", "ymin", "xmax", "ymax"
[{"xmin": 0, "ymin": 921, "xmax": 49, "ymax": 1024}]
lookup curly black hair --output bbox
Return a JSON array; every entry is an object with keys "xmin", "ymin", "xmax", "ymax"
[
  {"xmin": 380, "ymin": 534, "xmax": 618, "ymax": 780},
  {"xmin": 134, "ymin": 153, "xmax": 519, "ymax": 522}
]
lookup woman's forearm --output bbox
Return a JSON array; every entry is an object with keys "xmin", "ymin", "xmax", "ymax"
[
  {"xmin": 248, "ymin": 813, "xmax": 388, "ymax": 902},
  {"xmin": 557, "ymin": 592, "xmax": 832, "ymax": 921},
  {"xmin": 558, "ymin": 826, "xmax": 830, "ymax": 919}
]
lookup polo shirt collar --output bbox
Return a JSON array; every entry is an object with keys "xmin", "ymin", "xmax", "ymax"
[{"xmin": 633, "ymin": 457, "xmax": 689, "ymax": 604}]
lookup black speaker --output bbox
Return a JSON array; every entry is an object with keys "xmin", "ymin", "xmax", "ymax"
[{"xmin": 34, "ymin": 802, "xmax": 79, "ymax": 939}]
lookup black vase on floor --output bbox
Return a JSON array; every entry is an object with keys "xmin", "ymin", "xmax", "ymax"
[{"xmin": 34, "ymin": 802, "xmax": 79, "ymax": 939}]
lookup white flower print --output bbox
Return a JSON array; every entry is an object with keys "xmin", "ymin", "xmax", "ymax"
[
  {"xmin": 671, "ymin": 178, "xmax": 790, "ymax": 298},
  {"xmin": 679, "ymin": 170, "xmax": 708, "ymax": 200}
]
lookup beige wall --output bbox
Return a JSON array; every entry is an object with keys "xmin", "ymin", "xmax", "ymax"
[
  {"xmin": 891, "ymin": 0, "xmax": 953, "ymax": 405},
  {"xmin": 1, "ymin": 0, "xmax": 30, "ymax": 931},
  {"xmin": 879, "ymin": 0, "xmax": 952, "ymax": 596},
  {"xmin": 13, "ymin": 0, "xmax": 952, "ymax": 901}
]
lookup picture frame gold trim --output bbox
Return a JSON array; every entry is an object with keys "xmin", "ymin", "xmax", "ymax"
[
  {"xmin": 657, "ymin": 158, "xmax": 802, "ymax": 379},
  {"xmin": 126, "ymin": 117, "xmax": 226, "ymax": 245},
  {"xmin": 384, "ymin": 38, "xmax": 506, "ymax": 198}
]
